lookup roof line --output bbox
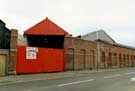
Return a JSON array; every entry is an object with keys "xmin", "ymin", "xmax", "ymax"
[
  {"xmin": 97, "ymin": 39, "xmax": 135, "ymax": 50},
  {"xmin": 0, "ymin": 20, "xmax": 5, "ymax": 25},
  {"xmin": 82, "ymin": 29, "xmax": 116, "ymax": 43},
  {"xmin": 101, "ymin": 30, "xmax": 116, "ymax": 43}
]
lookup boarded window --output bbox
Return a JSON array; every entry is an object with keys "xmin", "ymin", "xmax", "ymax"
[
  {"xmin": 108, "ymin": 52, "xmax": 112, "ymax": 67},
  {"xmin": 113, "ymin": 53, "xmax": 117, "ymax": 66},
  {"xmin": 101, "ymin": 52, "xmax": 105, "ymax": 68},
  {"xmin": 80, "ymin": 49, "xmax": 85, "ymax": 69},
  {"xmin": 127, "ymin": 55, "xmax": 129, "ymax": 65},
  {"xmin": 85, "ymin": 50, "xmax": 94, "ymax": 70},
  {"xmin": 123, "ymin": 54, "xmax": 126, "ymax": 66},
  {"xmin": 65, "ymin": 48, "xmax": 74, "ymax": 70},
  {"xmin": 119, "ymin": 54, "xmax": 122, "ymax": 67},
  {"xmin": 131, "ymin": 55, "xmax": 133, "ymax": 65}
]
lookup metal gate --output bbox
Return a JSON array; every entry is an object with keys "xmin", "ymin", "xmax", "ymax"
[{"xmin": 0, "ymin": 55, "xmax": 6, "ymax": 76}]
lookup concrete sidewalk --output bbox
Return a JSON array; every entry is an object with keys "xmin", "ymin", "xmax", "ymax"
[{"xmin": 0, "ymin": 68, "xmax": 121, "ymax": 85}]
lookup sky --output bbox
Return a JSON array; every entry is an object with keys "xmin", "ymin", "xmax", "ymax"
[{"xmin": 0, "ymin": 0, "xmax": 135, "ymax": 46}]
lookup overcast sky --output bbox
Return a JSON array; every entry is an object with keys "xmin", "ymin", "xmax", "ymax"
[{"xmin": 0, "ymin": 0, "xmax": 135, "ymax": 46}]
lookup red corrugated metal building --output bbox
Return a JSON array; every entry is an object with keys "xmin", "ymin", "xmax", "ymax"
[{"xmin": 16, "ymin": 18, "xmax": 68, "ymax": 74}]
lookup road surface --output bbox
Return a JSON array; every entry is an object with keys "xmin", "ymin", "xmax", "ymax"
[{"xmin": 0, "ymin": 67, "xmax": 135, "ymax": 91}]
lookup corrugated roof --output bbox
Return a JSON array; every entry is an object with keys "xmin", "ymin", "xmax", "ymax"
[
  {"xmin": 81, "ymin": 29, "xmax": 116, "ymax": 43},
  {"xmin": 24, "ymin": 18, "xmax": 68, "ymax": 35},
  {"xmin": 81, "ymin": 30, "xmax": 135, "ymax": 50}
]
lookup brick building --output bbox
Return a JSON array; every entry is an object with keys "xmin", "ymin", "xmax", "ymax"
[
  {"xmin": 64, "ymin": 36, "xmax": 97, "ymax": 70},
  {"xmin": 0, "ymin": 20, "xmax": 18, "ymax": 76},
  {"xmin": 1, "ymin": 18, "xmax": 134, "ymax": 76},
  {"xmin": 16, "ymin": 19, "xmax": 135, "ymax": 73},
  {"xmin": 81, "ymin": 30, "xmax": 135, "ymax": 69}
]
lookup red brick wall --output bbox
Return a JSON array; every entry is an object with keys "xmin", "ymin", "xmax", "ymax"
[
  {"xmin": 64, "ymin": 37, "xmax": 97, "ymax": 70},
  {"xmin": 98, "ymin": 41, "xmax": 135, "ymax": 68}
]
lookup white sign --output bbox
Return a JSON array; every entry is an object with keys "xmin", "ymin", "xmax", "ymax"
[{"xmin": 26, "ymin": 47, "xmax": 38, "ymax": 59}]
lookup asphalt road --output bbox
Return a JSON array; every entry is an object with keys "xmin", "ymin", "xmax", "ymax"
[{"xmin": 0, "ymin": 68, "xmax": 135, "ymax": 91}]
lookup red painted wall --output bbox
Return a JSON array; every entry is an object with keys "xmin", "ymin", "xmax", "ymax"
[{"xmin": 16, "ymin": 46, "xmax": 64, "ymax": 74}]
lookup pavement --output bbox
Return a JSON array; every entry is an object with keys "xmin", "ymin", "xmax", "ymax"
[{"xmin": 0, "ymin": 67, "xmax": 135, "ymax": 91}]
